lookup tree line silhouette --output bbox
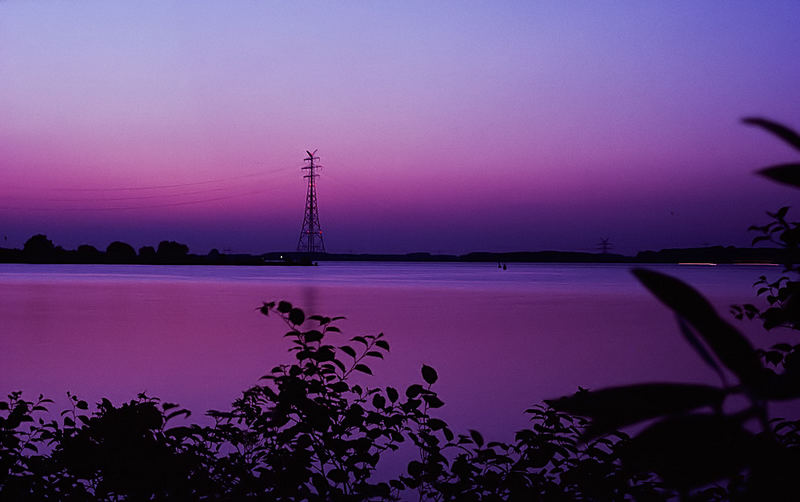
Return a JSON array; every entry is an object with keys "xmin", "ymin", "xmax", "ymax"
[
  {"xmin": 0, "ymin": 236, "xmax": 269, "ymax": 265},
  {"xmin": 2, "ymin": 118, "xmax": 800, "ymax": 500},
  {"xmin": 1, "ymin": 234, "xmax": 794, "ymax": 267}
]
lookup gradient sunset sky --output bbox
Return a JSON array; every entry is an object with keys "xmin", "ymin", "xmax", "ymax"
[{"xmin": 2, "ymin": 1, "xmax": 799, "ymax": 254}]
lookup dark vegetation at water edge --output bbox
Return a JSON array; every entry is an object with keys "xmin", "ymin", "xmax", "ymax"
[
  {"xmin": 268, "ymin": 246, "xmax": 795, "ymax": 264},
  {"xmin": 1, "ymin": 235, "xmax": 792, "ymax": 266},
  {"xmin": 0, "ymin": 237, "xmax": 310, "ymax": 266},
  {"xmin": 2, "ymin": 118, "xmax": 800, "ymax": 500}
]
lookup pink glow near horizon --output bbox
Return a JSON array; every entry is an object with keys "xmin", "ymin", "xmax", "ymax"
[{"xmin": 1, "ymin": 1, "xmax": 799, "ymax": 253}]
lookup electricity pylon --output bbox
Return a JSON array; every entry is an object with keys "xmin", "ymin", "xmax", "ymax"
[
  {"xmin": 597, "ymin": 238, "xmax": 612, "ymax": 254},
  {"xmin": 296, "ymin": 149, "xmax": 326, "ymax": 254}
]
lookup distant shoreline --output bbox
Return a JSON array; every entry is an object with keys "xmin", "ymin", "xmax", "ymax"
[
  {"xmin": 1, "ymin": 244, "xmax": 793, "ymax": 266},
  {"xmin": 271, "ymin": 246, "xmax": 790, "ymax": 265}
]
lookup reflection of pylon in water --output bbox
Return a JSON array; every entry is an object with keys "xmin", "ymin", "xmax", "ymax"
[{"xmin": 296, "ymin": 149, "xmax": 326, "ymax": 254}]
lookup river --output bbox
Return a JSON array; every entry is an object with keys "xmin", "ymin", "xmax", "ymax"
[{"xmin": 0, "ymin": 262, "xmax": 786, "ymax": 439}]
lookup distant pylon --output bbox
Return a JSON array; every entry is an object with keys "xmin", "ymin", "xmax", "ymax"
[
  {"xmin": 597, "ymin": 238, "xmax": 612, "ymax": 254},
  {"xmin": 296, "ymin": 149, "xmax": 326, "ymax": 254}
]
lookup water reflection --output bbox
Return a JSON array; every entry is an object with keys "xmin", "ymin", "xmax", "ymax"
[
  {"xmin": 0, "ymin": 262, "xmax": 782, "ymax": 439},
  {"xmin": 302, "ymin": 285, "xmax": 318, "ymax": 316}
]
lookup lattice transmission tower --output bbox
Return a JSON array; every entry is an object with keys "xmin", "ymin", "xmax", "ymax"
[
  {"xmin": 597, "ymin": 238, "xmax": 612, "ymax": 254},
  {"xmin": 296, "ymin": 149, "xmax": 326, "ymax": 254}
]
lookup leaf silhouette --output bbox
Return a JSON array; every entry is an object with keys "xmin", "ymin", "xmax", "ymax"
[
  {"xmin": 353, "ymin": 364, "xmax": 372, "ymax": 375},
  {"xmin": 469, "ymin": 429, "xmax": 484, "ymax": 447},
  {"xmin": 422, "ymin": 395, "xmax": 445, "ymax": 408},
  {"xmin": 771, "ymin": 206, "xmax": 791, "ymax": 220},
  {"xmin": 632, "ymin": 269, "xmax": 762, "ymax": 383},
  {"xmin": 421, "ymin": 365, "xmax": 438, "ymax": 385},
  {"xmin": 676, "ymin": 315, "xmax": 727, "ymax": 386},
  {"xmin": 546, "ymin": 383, "xmax": 726, "ymax": 438},
  {"xmin": 288, "ymin": 308, "xmax": 305, "ymax": 326},
  {"xmin": 406, "ymin": 384, "xmax": 423, "ymax": 398},
  {"xmin": 743, "ymin": 117, "xmax": 800, "ymax": 153},
  {"xmin": 749, "ymin": 371, "xmax": 800, "ymax": 401},
  {"xmin": 622, "ymin": 414, "xmax": 757, "ymax": 489},
  {"xmin": 757, "ymin": 164, "xmax": 800, "ymax": 189}
]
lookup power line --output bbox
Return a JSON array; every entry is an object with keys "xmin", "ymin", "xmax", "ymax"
[
  {"xmin": 0, "ymin": 187, "xmax": 281, "ymax": 212},
  {"xmin": 53, "ymin": 166, "xmax": 293, "ymax": 192},
  {"xmin": 0, "ymin": 165, "xmax": 296, "ymax": 211},
  {"xmin": 35, "ymin": 184, "xmax": 245, "ymax": 203}
]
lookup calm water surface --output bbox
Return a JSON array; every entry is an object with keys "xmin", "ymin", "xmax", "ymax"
[{"xmin": 0, "ymin": 262, "xmax": 786, "ymax": 438}]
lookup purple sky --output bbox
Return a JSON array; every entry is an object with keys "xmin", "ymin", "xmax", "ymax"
[{"xmin": 1, "ymin": 1, "xmax": 799, "ymax": 254}]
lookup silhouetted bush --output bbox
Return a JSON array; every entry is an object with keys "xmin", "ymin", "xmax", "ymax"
[
  {"xmin": 547, "ymin": 118, "xmax": 800, "ymax": 499},
  {"xmin": 730, "ymin": 118, "xmax": 800, "ymax": 334},
  {"xmin": 138, "ymin": 245, "xmax": 156, "ymax": 262},
  {"xmin": 105, "ymin": 241, "xmax": 137, "ymax": 263},
  {"xmin": 157, "ymin": 241, "xmax": 189, "ymax": 264},
  {"xmin": 23, "ymin": 234, "xmax": 54, "ymax": 255},
  {"xmin": 76, "ymin": 244, "xmax": 102, "ymax": 261},
  {"xmin": 22, "ymin": 234, "xmax": 57, "ymax": 262},
  {"xmin": 0, "ymin": 302, "xmax": 671, "ymax": 500}
]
